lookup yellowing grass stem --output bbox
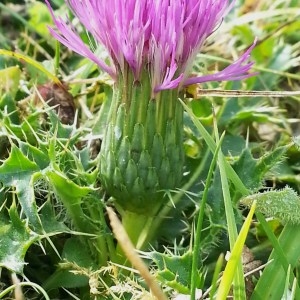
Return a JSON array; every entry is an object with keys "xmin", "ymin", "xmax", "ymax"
[{"xmin": 216, "ymin": 201, "xmax": 256, "ymax": 300}]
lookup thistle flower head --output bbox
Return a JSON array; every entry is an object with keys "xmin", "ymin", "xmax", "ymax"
[{"xmin": 46, "ymin": 0, "xmax": 256, "ymax": 94}]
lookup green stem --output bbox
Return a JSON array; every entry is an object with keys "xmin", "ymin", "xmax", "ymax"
[
  {"xmin": 114, "ymin": 210, "xmax": 157, "ymax": 265},
  {"xmin": 0, "ymin": 282, "xmax": 50, "ymax": 300},
  {"xmin": 122, "ymin": 211, "xmax": 153, "ymax": 248},
  {"xmin": 54, "ymin": 41, "xmax": 60, "ymax": 76},
  {"xmin": 99, "ymin": 205, "xmax": 117, "ymax": 263}
]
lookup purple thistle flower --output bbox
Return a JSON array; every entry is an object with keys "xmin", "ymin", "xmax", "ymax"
[{"xmin": 46, "ymin": 0, "xmax": 256, "ymax": 94}]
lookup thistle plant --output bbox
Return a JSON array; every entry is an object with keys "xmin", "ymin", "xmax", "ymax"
[{"xmin": 46, "ymin": 0, "xmax": 256, "ymax": 248}]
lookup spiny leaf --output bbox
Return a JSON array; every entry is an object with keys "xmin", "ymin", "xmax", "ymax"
[
  {"xmin": 0, "ymin": 204, "xmax": 38, "ymax": 274},
  {"xmin": 149, "ymin": 250, "xmax": 202, "ymax": 294},
  {"xmin": 233, "ymin": 145, "xmax": 289, "ymax": 192},
  {"xmin": 39, "ymin": 200, "xmax": 70, "ymax": 234},
  {"xmin": 241, "ymin": 186, "xmax": 300, "ymax": 224},
  {"xmin": 45, "ymin": 168, "xmax": 92, "ymax": 203},
  {"xmin": 45, "ymin": 167, "xmax": 94, "ymax": 233},
  {"xmin": 0, "ymin": 94, "xmax": 19, "ymax": 124},
  {"xmin": 0, "ymin": 145, "xmax": 42, "ymax": 231},
  {"xmin": 0, "ymin": 146, "xmax": 39, "ymax": 184},
  {"xmin": 19, "ymin": 141, "xmax": 50, "ymax": 170}
]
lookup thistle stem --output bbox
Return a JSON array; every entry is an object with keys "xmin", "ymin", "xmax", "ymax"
[
  {"xmin": 114, "ymin": 211, "xmax": 156, "ymax": 266},
  {"xmin": 122, "ymin": 211, "xmax": 153, "ymax": 249}
]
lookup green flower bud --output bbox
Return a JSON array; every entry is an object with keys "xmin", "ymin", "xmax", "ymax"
[{"xmin": 99, "ymin": 69, "xmax": 184, "ymax": 213}]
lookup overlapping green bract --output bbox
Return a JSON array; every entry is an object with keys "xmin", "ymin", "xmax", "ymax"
[{"xmin": 99, "ymin": 74, "xmax": 184, "ymax": 212}]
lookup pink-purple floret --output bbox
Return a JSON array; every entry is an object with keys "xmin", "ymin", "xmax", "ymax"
[{"xmin": 46, "ymin": 0, "xmax": 256, "ymax": 93}]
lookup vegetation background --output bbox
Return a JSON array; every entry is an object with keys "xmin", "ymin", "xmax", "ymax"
[{"xmin": 0, "ymin": 0, "xmax": 300, "ymax": 299}]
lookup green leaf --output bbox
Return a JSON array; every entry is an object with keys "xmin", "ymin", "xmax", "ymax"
[
  {"xmin": 0, "ymin": 204, "xmax": 38, "ymax": 273},
  {"xmin": 251, "ymin": 223, "xmax": 300, "ymax": 300},
  {"xmin": 0, "ymin": 145, "xmax": 42, "ymax": 231},
  {"xmin": 0, "ymin": 146, "xmax": 38, "ymax": 184},
  {"xmin": 48, "ymin": 110, "xmax": 76, "ymax": 140},
  {"xmin": 43, "ymin": 237, "xmax": 92, "ymax": 290},
  {"xmin": 150, "ymin": 251, "xmax": 200, "ymax": 294},
  {"xmin": 92, "ymin": 85, "xmax": 113, "ymax": 136},
  {"xmin": 45, "ymin": 168, "xmax": 92, "ymax": 202},
  {"xmin": 0, "ymin": 94, "xmax": 19, "ymax": 124},
  {"xmin": 254, "ymin": 44, "xmax": 294, "ymax": 90},
  {"xmin": 241, "ymin": 187, "xmax": 300, "ymax": 224},
  {"xmin": 19, "ymin": 141, "xmax": 50, "ymax": 170},
  {"xmin": 28, "ymin": 2, "xmax": 53, "ymax": 38},
  {"xmin": 62, "ymin": 237, "xmax": 95, "ymax": 267},
  {"xmin": 45, "ymin": 168, "xmax": 94, "ymax": 233},
  {"xmin": 39, "ymin": 200, "xmax": 70, "ymax": 234},
  {"xmin": 221, "ymin": 135, "xmax": 246, "ymax": 157},
  {"xmin": 0, "ymin": 66, "xmax": 21, "ymax": 98},
  {"xmin": 233, "ymin": 145, "xmax": 289, "ymax": 192}
]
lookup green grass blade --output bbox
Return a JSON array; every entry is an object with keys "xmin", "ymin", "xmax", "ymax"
[
  {"xmin": 181, "ymin": 100, "xmax": 247, "ymax": 298},
  {"xmin": 0, "ymin": 49, "xmax": 61, "ymax": 84},
  {"xmin": 283, "ymin": 265, "xmax": 292, "ymax": 300},
  {"xmin": 190, "ymin": 132, "xmax": 225, "ymax": 300},
  {"xmin": 210, "ymin": 254, "xmax": 224, "ymax": 300},
  {"xmin": 54, "ymin": 41, "xmax": 61, "ymax": 76},
  {"xmin": 251, "ymin": 222, "xmax": 300, "ymax": 300},
  {"xmin": 180, "ymin": 100, "xmax": 249, "ymax": 196},
  {"xmin": 216, "ymin": 201, "xmax": 256, "ymax": 300},
  {"xmin": 214, "ymin": 118, "xmax": 246, "ymax": 300},
  {"xmin": 180, "ymin": 100, "xmax": 300, "ymax": 299}
]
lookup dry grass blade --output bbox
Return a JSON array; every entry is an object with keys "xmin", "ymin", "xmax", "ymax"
[
  {"xmin": 11, "ymin": 273, "xmax": 24, "ymax": 300},
  {"xmin": 106, "ymin": 207, "xmax": 168, "ymax": 300},
  {"xmin": 197, "ymin": 89, "xmax": 300, "ymax": 98}
]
